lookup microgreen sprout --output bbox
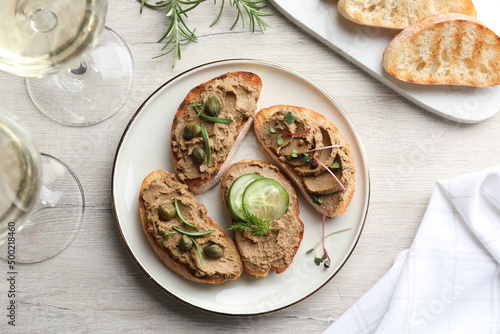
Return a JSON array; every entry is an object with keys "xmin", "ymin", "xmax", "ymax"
[
  {"xmin": 284, "ymin": 111, "xmax": 296, "ymax": 124},
  {"xmin": 307, "ymin": 213, "xmax": 352, "ymax": 267},
  {"xmin": 286, "ymin": 149, "xmax": 298, "ymax": 161},
  {"xmin": 331, "ymin": 162, "xmax": 340, "ymax": 169},
  {"xmin": 302, "ymin": 145, "xmax": 343, "ymax": 154},
  {"xmin": 276, "ymin": 128, "xmax": 311, "ymax": 136},
  {"xmin": 312, "ymin": 157, "xmax": 346, "ymax": 192},
  {"xmin": 312, "ymin": 196, "xmax": 323, "ymax": 205},
  {"xmin": 270, "ymin": 126, "xmax": 276, "ymax": 134},
  {"xmin": 276, "ymin": 134, "xmax": 284, "ymax": 146}
]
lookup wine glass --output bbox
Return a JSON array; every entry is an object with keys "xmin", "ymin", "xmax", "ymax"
[
  {"xmin": 0, "ymin": 0, "xmax": 134, "ymax": 126},
  {"xmin": 0, "ymin": 107, "xmax": 85, "ymax": 263}
]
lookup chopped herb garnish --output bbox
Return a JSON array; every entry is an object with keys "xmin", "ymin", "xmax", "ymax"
[
  {"xmin": 312, "ymin": 196, "xmax": 323, "ymax": 205},
  {"xmin": 284, "ymin": 111, "xmax": 295, "ymax": 124},
  {"xmin": 174, "ymin": 198, "xmax": 199, "ymax": 229},
  {"xmin": 331, "ymin": 162, "xmax": 340, "ymax": 169},
  {"xmin": 200, "ymin": 123, "xmax": 211, "ymax": 166}
]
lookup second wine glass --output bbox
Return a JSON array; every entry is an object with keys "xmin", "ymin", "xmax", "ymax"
[{"xmin": 0, "ymin": 0, "xmax": 134, "ymax": 126}]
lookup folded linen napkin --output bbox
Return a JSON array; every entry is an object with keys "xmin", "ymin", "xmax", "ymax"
[{"xmin": 324, "ymin": 166, "xmax": 500, "ymax": 334}]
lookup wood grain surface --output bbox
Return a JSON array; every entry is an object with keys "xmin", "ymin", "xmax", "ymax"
[{"xmin": 1, "ymin": 1, "xmax": 499, "ymax": 332}]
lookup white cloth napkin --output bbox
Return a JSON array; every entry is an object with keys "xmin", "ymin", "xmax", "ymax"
[{"xmin": 324, "ymin": 166, "xmax": 500, "ymax": 334}]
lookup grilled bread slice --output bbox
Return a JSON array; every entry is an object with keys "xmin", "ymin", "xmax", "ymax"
[
  {"xmin": 139, "ymin": 170, "xmax": 243, "ymax": 284},
  {"xmin": 220, "ymin": 159, "xmax": 304, "ymax": 278},
  {"xmin": 383, "ymin": 14, "xmax": 500, "ymax": 87},
  {"xmin": 337, "ymin": 0, "xmax": 476, "ymax": 29},
  {"xmin": 254, "ymin": 105, "xmax": 355, "ymax": 218},
  {"xmin": 171, "ymin": 72, "xmax": 264, "ymax": 194}
]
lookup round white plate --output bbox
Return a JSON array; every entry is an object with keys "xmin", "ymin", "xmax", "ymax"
[{"xmin": 112, "ymin": 59, "xmax": 370, "ymax": 315}]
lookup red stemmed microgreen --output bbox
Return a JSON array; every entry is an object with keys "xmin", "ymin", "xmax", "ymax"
[
  {"xmin": 276, "ymin": 128, "xmax": 311, "ymax": 136},
  {"xmin": 311, "ymin": 157, "xmax": 346, "ymax": 192},
  {"xmin": 307, "ymin": 220, "xmax": 352, "ymax": 267},
  {"xmin": 321, "ymin": 210, "xmax": 330, "ymax": 267},
  {"xmin": 303, "ymin": 145, "xmax": 343, "ymax": 154}
]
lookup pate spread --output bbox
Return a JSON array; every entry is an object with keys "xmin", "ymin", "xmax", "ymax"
[
  {"xmin": 171, "ymin": 73, "xmax": 261, "ymax": 182},
  {"xmin": 141, "ymin": 174, "xmax": 241, "ymax": 279},
  {"xmin": 259, "ymin": 106, "xmax": 355, "ymax": 213},
  {"xmin": 221, "ymin": 160, "xmax": 304, "ymax": 276}
]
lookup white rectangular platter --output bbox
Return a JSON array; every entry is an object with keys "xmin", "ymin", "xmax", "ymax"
[{"xmin": 269, "ymin": 0, "xmax": 500, "ymax": 123}]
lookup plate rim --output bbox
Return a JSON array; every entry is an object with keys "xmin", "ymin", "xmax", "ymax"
[{"xmin": 111, "ymin": 58, "xmax": 371, "ymax": 316}]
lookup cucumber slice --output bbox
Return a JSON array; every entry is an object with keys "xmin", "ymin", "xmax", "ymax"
[
  {"xmin": 228, "ymin": 173, "xmax": 263, "ymax": 221},
  {"xmin": 242, "ymin": 178, "xmax": 289, "ymax": 222}
]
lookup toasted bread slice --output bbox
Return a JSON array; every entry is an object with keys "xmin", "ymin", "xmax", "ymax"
[
  {"xmin": 254, "ymin": 105, "xmax": 355, "ymax": 218},
  {"xmin": 139, "ymin": 170, "xmax": 243, "ymax": 284},
  {"xmin": 171, "ymin": 72, "xmax": 263, "ymax": 194},
  {"xmin": 383, "ymin": 14, "xmax": 500, "ymax": 87},
  {"xmin": 220, "ymin": 159, "xmax": 304, "ymax": 278},
  {"xmin": 337, "ymin": 0, "xmax": 476, "ymax": 29}
]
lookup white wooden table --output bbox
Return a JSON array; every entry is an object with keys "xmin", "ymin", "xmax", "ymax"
[{"xmin": 1, "ymin": 1, "xmax": 500, "ymax": 332}]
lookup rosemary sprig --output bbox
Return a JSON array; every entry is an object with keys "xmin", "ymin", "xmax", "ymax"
[
  {"xmin": 200, "ymin": 123, "xmax": 211, "ymax": 166},
  {"xmin": 212, "ymin": 0, "xmax": 273, "ymax": 32},
  {"xmin": 187, "ymin": 97, "xmax": 233, "ymax": 124},
  {"xmin": 138, "ymin": 0, "xmax": 273, "ymax": 66},
  {"xmin": 158, "ymin": 228, "xmax": 176, "ymax": 243},
  {"xmin": 139, "ymin": 0, "xmax": 204, "ymax": 68}
]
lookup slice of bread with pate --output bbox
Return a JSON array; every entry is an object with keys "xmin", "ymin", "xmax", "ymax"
[
  {"xmin": 139, "ymin": 169, "xmax": 243, "ymax": 284},
  {"xmin": 254, "ymin": 105, "xmax": 355, "ymax": 218},
  {"xmin": 171, "ymin": 72, "xmax": 263, "ymax": 194},
  {"xmin": 220, "ymin": 159, "xmax": 304, "ymax": 278},
  {"xmin": 337, "ymin": 0, "xmax": 476, "ymax": 29},
  {"xmin": 383, "ymin": 14, "xmax": 500, "ymax": 87}
]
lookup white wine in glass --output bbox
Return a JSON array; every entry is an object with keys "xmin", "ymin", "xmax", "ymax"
[
  {"xmin": 0, "ymin": 0, "xmax": 134, "ymax": 126},
  {"xmin": 0, "ymin": 108, "xmax": 85, "ymax": 263}
]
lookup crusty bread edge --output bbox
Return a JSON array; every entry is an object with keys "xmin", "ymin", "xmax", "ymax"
[
  {"xmin": 220, "ymin": 159, "xmax": 305, "ymax": 277},
  {"xmin": 138, "ymin": 169, "xmax": 243, "ymax": 284},
  {"xmin": 254, "ymin": 105, "xmax": 355, "ymax": 218},
  {"xmin": 172, "ymin": 72, "xmax": 264, "ymax": 194},
  {"xmin": 382, "ymin": 13, "xmax": 500, "ymax": 87},
  {"xmin": 337, "ymin": 0, "xmax": 477, "ymax": 30}
]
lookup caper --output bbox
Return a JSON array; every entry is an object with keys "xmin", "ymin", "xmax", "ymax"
[
  {"xmin": 179, "ymin": 235, "xmax": 193, "ymax": 251},
  {"xmin": 183, "ymin": 121, "xmax": 201, "ymax": 140},
  {"xmin": 310, "ymin": 161, "xmax": 319, "ymax": 169},
  {"xmin": 158, "ymin": 203, "xmax": 176, "ymax": 220},
  {"xmin": 191, "ymin": 146, "xmax": 206, "ymax": 165},
  {"xmin": 204, "ymin": 244, "xmax": 223, "ymax": 259},
  {"xmin": 204, "ymin": 95, "xmax": 222, "ymax": 117}
]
